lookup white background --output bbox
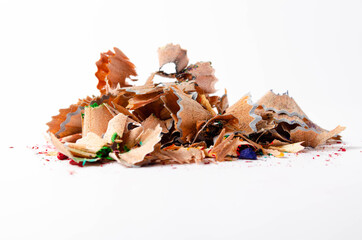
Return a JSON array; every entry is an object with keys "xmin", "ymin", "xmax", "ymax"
[{"xmin": 0, "ymin": 0, "xmax": 362, "ymax": 239}]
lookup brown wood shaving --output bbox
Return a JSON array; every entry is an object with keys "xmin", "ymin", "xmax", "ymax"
[{"xmin": 96, "ymin": 47, "xmax": 137, "ymax": 95}]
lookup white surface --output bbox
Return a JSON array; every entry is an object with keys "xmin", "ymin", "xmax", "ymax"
[
  {"xmin": 1, "ymin": 0, "xmax": 362, "ymax": 239},
  {"xmin": 1, "ymin": 142, "xmax": 362, "ymax": 240}
]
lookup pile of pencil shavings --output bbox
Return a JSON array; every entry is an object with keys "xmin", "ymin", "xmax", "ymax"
[{"xmin": 47, "ymin": 43, "xmax": 345, "ymax": 167}]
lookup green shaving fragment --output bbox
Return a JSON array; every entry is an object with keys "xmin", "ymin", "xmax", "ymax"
[
  {"xmin": 85, "ymin": 102, "xmax": 100, "ymax": 108},
  {"xmin": 90, "ymin": 102, "xmax": 99, "ymax": 108},
  {"xmin": 72, "ymin": 157, "xmax": 99, "ymax": 163},
  {"xmin": 111, "ymin": 133, "xmax": 118, "ymax": 143},
  {"xmin": 96, "ymin": 146, "xmax": 112, "ymax": 159},
  {"xmin": 123, "ymin": 145, "xmax": 130, "ymax": 152},
  {"xmin": 256, "ymin": 149, "xmax": 264, "ymax": 155},
  {"xmin": 139, "ymin": 141, "xmax": 143, "ymax": 146},
  {"xmin": 81, "ymin": 113, "xmax": 84, "ymax": 119}
]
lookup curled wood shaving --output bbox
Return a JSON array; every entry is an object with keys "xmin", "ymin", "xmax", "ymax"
[
  {"xmin": 103, "ymin": 113, "xmax": 128, "ymax": 143},
  {"xmin": 47, "ymin": 104, "xmax": 80, "ymax": 138},
  {"xmin": 158, "ymin": 43, "xmax": 189, "ymax": 73},
  {"xmin": 268, "ymin": 141, "xmax": 305, "ymax": 153},
  {"xmin": 209, "ymin": 134, "xmax": 238, "ymax": 162},
  {"xmin": 171, "ymin": 87, "xmax": 213, "ymax": 142},
  {"xmin": 290, "ymin": 125, "xmax": 346, "ymax": 148},
  {"xmin": 96, "ymin": 47, "xmax": 137, "ymax": 94},
  {"xmin": 70, "ymin": 132, "xmax": 108, "ymax": 153},
  {"xmin": 185, "ymin": 62, "xmax": 218, "ymax": 94},
  {"xmin": 82, "ymin": 104, "xmax": 114, "ymax": 137},
  {"xmin": 150, "ymin": 145, "xmax": 205, "ymax": 164},
  {"xmin": 109, "ymin": 124, "xmax": 163, "ymax": 167},
  {"xmin": 225, "ymin": 95, "xmax": 261, "ymax": 134}
]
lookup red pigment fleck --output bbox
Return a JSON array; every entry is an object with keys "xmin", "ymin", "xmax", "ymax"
[
  {"xmin": 329, "ymin": 154, "xmax": 333, "ymax": 158},
  {"xmin": 9, "ymin": 146, "xmax": 14, "ymax": 149},
  {"xmin": 46, "ymin": 159, "xmax": 50, "ymax": 162},
  {"xmin": 334, "ymin": 153, "xmax": 341, "ymax": 156},
  {"xmin": 325, "ymin": 159, "xmax": 330, "ymax": 162},
  {"xmin": 340, "ymin": 148, "xmax": 346, "ymax": 152},
  {"xmin": 57, "ymin": 152, "xmax": 69, "ymax": 160},
  {"xmin": 313, "ymin": 157, "xmax": 315, "ymax": 159},
  {"xmin": 245, "ymin": 161, "xmax": 253, "ymax": 163},
  {"xmin": 69, "ymin": 160, "xmax": 83, "ymax": 167},
  {"xmin": 337, "ymin": 141, "xmax": 342, "ymax": 144},
  {"xmin": 316, "ymin": 155, "xmax": 320, "ymax": 157}
]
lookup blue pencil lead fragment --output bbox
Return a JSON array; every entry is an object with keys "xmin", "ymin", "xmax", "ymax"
[{"xmin": 238, "ymin": 148, "xmax": 257, "ymax": 160}]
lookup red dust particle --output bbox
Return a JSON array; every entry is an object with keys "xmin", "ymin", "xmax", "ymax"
[
  {"xmin": 69, "ymin": 160, "xmax": 83, "ymax": 167},
  {"xmin": 57, "ymin": 152, "xmax": 69, "ymax": 160}
]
